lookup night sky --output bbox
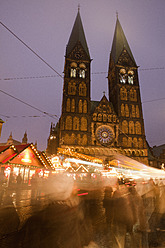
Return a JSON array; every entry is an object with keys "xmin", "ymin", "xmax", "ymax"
[{"xmin": 0, "ymin": 0, "xmax": 165, "ymax": 151}]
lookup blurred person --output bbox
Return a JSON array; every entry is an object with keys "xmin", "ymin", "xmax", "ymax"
[
  {"xmin": 18, "ymin": 173, "xmax": 93, "ymax": 248},
  {"xmin": 128, "ymin": 182, "xmax": 149, "ymax": 248},
  {"xmin": 110, "ymin": 179, "xmax": 139, "ymax": 248},
  {"xmin": 103, "ymin": 185, "xmax": 113, "ymax": 246}
]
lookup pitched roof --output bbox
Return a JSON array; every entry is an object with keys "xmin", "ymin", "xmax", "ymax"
[
  {"xmin": 0, "ymin": 144, "xmax": 53, "ymax": 169},
  {"xmin": 111, "ymin": 17, "xmax": 137, "ymax": 66},
  {"xmin": 66, "ymin": 10, "xmax": 90, "ymax": 58}
]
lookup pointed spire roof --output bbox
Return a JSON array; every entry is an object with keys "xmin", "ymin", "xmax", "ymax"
[
  {"xmin": 111, "ymin": 17, "xmax": 137, "ymax": 66},
  {"xmin": 66, "ymin": 9, "xmax": 90, "ymax": 58}
]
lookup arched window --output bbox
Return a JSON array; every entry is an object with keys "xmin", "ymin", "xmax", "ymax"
[
  {"xmin": 128, "ymin": 137, "xmax": 132, "ymax": 147},
  {"xmin": 79, "ymin": 100, "xmax": 83, "ymax": 113},
  {"xmin": 79, "ymin": 69, "xmax": 85, "ymax": 78},
  {"xmin": 70, "ymin": 133, "xmax": 76, "ymax": 144},
  {"xmin": 128, "ymin": 70, "xmax": 134, "ymax": 84},
  {"xmin": 65, "ymin": 116, "xmax": 72, "ymax": 130},
  {"xmin": 81, "ymin": 117, "xmax": 87, "ymax": 131},
  {"xmin": 123, "ymin": 137, "xmax": 128, "ymax": 147},
  {"xmin": 136, "ymin": 105, "xmax": 139, "ymax": 118},
  {"xmin": 77, "ymin": 134, "xmax": 81, "ymax": 145},
  {"xmin": 98, "ymin": 114, "xmax": 102, "ymax": 121},
  {"xmin": 83, "ymin": 100, "xmax": 87, "ymax": 113},
  {"xmin": 71, "ymin": 99, "xmax": 75, "ymax": 112},
  {"xmin": 66, "ymin": 98, "xmax": 70, "ymax": 112},
  {"xmin": 103, "ymin": 114, "xmax": 107, "ymax": 122},
  {"xmin": 138, "ymin": 138, "xmax": 143, "ymax": 148},
  {"xmin": 64, "ymin": 134, "xmax": 70, "ymax": 144},
  {"xmin": 79, "ymin": 63, "xmax": 86, "ymax": 79},
  {"xmin": 133, "ymin": 137, "xmax": 138, "ymax": 148},
  {"xmin": 73, "ymin": 117, "xmax": 79, "ymax": 130},
  {"xmin": 70, "ymin": 62, "xmax": 77, "ymax": 78},
  {"xmin": 79, "ymin": 82, "xmax": 87, "ymax": 96},
  {"xmin": 82, "ymin": 134, "xmax": 87, "ymax": 145},
  {"xmin": 122, "ymin": 120, "xmax": 128, "ymax": 133},
  {"xmin": 131, "ymin": 105, "xmax": 135, "ymax": 118},
  {"xmin": 125, "ymin": 104, "xmax": 129, "ymax": 117},
  {"xmin": 108, "ymin": 115, "xmax": 112, "ymax": 122},
  {"xmin": 113, "ymin": 115, "xmax": 116, "ymax": 122},
  {"xmin": 70, "ymin": 68, "xmax": 76, "ymax": 78},
  {"xmin": 120, "ymin": 87, "xmax": 127, "ymax": 100},
  {"xmin": 119, "ymin": 68, "xmax": 126, "ymax": 83},
  {"xmin": 121, "ymin": 104, "xmax": 125, "ymax": 116},
  {"xmin": 68, "ymin": 82, "xmax": 76, "ymax": 95},
  {"xmin": 129, "ymin": 89, "xmax": 137, "ymax": 101},
  {"xmin": 129, "ymin": 121, "xmax": 134, "ymax": 134},
  {"xmin": 135, "ymin": 121, "xmax": 141, "ymax": 134}
]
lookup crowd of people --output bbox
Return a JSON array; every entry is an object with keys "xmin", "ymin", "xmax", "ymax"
[{"xmin": 0, "ymin": 171, "xmax": 165, "ymax": 248}]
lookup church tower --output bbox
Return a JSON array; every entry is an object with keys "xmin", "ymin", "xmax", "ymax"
[
  {"xmin": 59, "ymin": 8, "xmax": 91, "ymax": 147},
  {"xmin": 108, "ymin": 16, "xmax": 148, "ymax": 164}
]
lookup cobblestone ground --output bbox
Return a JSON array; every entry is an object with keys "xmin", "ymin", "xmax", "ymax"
[{"xmin": 1, "ymin": 187, "xmax": 165, "ymax": 248}]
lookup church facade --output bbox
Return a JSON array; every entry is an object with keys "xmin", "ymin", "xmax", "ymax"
[{"xmin": 46, "ymin": 10, "xmax": 148, "ymax": 165}]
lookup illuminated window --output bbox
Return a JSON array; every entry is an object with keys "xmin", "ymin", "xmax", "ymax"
[
  {"xmin": 121, "ymin": 104, "xmax": 125, "ymax": 116},
  {"xmin": 79, "ymin": 100, "xmax": 83, "ymax": 113},
  {"xmin": 122, "ymin": 137, "xmax": 128, "ymax": 147},
  {"xmin": 83, "ymin": 100, "xmax": 87, "ymax": 113},
  {"xmin": 66, "ymin": 98, "xmax": 70, "ymax": 112},
  {"xmin": 98, "ymin": 114, "xmax": 102, "ymax": 121},
  {"xmin": 103, "ymin": 114, "xmax": 107, "ymax": 122},
  {"xmin": 125, "ymin": 104, "xmax": 129, "ymax": 117},
  {"xmin": 128, "ymin": 70, "xmax": 134, "ymax": 84},
  {"xmin": 120, "ymin": 87, "xmax": 127, "ymax": 100},
  {"xmin": 71, "ymin": 99, "xmax": 75, "ymax": 112},
  {"xmin": 73, "ymin": 117, "xmax": 79, "ymax": 130},
  {"xmin": 128, "ymin": 137, "xmax": 132, "ymax": 147},
  {"xmin": 138, "ymin": 138, "xmax": 143, "ymax": 148},
  {"xmin": 77, "ymin": 134, "xmax": 81, "ymax": 145},
  {"xmin": 70, "ymin": 62, "xmax": 77, "ymax": 78},
  {"xmin": 133, "ymin": 137, "xmax": 138, "ymax": 148},
  {"xmin": 129, "ymin": 121, "xmax": 134, "ymax": 134},
  {"xmin": 70, "ymin": 68, "xmax": 76, "ymax": 78},
  {"xmin": 79, "ymin": 82, "xmax": 87, "ymax": 96},
  {"xmin": 135, "ymin": 121, "xmax": 141, "ymax": 134},
  {"xmin": 65, "ymin": 116, "xmax": 72, "ymax": 130},
  {"xmin": 119, "ymin": 68, "xmax": 126, "ymax": 83},
  {"xmin": 79, "ymin": 69, "xmax": 85, "ymax": 78},
  {"xmin": 122, "ymin": 120, "xmax": 128, "ymax": 133},
  {"xmin": 132, "ymin": 105, "xmax": 135, "ymax": 118},
  {"xmin": 136, "ymin": 105, "xmax": 139, "ymax": 118},
  {"xmin": 82, "ymin": 134, "xmax": 87, "ymax": 145},
  {"xmin": 108, "ymin": 115, "xmax": 112, "ymax": 122},
  {"xmin": 81, "ymin": 117, "xmax": 87, "ymax": 131},
  {"xmin": 71, "ymin": 133, "xmax": 76, "ymax": 144},
  {"xmin": 68, "ymin": 82, "xmax": 76, "ymax": 95},
  {"xmin": 129, "ymin": 89, "xmax": 137, "ymax": 101}
]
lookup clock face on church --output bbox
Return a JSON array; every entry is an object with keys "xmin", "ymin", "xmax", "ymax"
[{"xmin": 95, "ymin": 125, "xmax": 114, "ymax": 145}]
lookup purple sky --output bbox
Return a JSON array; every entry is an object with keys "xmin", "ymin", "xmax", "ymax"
[{"xmin": 0, "ymin": 0, "xmax": 165, "ymax": 151}]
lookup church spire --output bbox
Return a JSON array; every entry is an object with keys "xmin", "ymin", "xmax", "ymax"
[
  {"xmin": 66, "ymin": 10, "xmax": 90, "ymax": 58},
  {"xmin": 111, "ymin": 17, "xmax": 137, "ymax": 66}
]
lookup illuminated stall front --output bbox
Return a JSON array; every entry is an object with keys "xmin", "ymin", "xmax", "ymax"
[{"xmin": 0, "ymin": 143, "xmax": 53, "ymax": 186}]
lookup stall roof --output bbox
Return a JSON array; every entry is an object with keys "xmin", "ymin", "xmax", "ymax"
[{"xmin": 0, "ymin": 143, "xmax": 53, "ymax": 169}]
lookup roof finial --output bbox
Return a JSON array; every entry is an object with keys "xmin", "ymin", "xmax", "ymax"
[
  {"xmin": 103, "ymin": 91, "xmax": 105, "ymax": 96},
  {"xmin": 116, "ymin": 11, "xmax": 118, "ymax": 19},
  {"xmin": 78, "ymin": 4, "xmax": 80, "ymax": 12}
]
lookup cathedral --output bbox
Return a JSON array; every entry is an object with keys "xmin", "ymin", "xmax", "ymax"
[{"xmin": 46, "ymin": 9, "xmax": 149, "ymax": 165}]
